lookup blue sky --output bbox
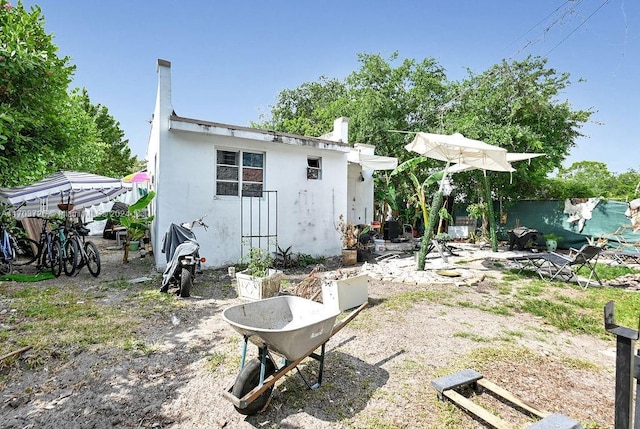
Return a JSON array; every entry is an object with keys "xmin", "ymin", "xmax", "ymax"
[{"xmin": 21, "ymin": 0, "xmax": 639, "ymax": 174}]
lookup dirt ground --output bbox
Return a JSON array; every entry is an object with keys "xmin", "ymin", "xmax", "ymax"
[{"xmin": 0, "ymin": 237, "xmax": 628, "ymax": 428}]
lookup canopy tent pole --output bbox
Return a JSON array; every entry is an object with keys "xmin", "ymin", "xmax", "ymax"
[{"xmin": 483, "ymin": 174, "xmax": 498, "ymax": 252}]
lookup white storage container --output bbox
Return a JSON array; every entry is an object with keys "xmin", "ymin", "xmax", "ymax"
[{"xmin": 322, "ymin": 274, "xmax": 369, "ymax": 312}]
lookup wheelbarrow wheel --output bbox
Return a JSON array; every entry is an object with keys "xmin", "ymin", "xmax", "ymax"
[{"xmin": 232, "ymin": 356, "xmax": 276, "ymax": 415}]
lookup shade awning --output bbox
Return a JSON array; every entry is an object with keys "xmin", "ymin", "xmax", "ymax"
[
  {"xmin": 348, "ymin": 152, "xmax": 398, "ymax": 170},
  {"xmin": 0, "ymin": 171, "xmax": 131, "ymax": 217}
]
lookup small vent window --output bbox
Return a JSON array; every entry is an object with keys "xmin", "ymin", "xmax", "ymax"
[{"xmin": 307, "ymin": 157, "xmax": 322, "ymax": 180}]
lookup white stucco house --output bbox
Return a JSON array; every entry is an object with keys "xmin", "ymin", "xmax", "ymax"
[{"xmin": 146, "ymin": 59, "xmax": 397, "ymax": 269}]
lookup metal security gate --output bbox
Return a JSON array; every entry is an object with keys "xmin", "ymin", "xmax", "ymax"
[{"xmin": 240, "ymin": 190, "xmax": 278, "ymax": 259}]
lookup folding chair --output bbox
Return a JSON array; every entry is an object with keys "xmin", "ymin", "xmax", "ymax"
[
  {"xmin": 509, "ymin": 244, "xmax": 603, "ymax": 288},
  {"xmin": 602, "ymin": 249, "xmax": 640, "ymax": 267},
  {"xmin": 544, "ymin": 245, "xmax": 603, "ymax": 288}
]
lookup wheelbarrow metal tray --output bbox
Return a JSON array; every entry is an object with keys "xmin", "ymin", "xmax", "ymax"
[{"xmin": 222, "ymin": 296, "xmax": 340, "ymax": 361}]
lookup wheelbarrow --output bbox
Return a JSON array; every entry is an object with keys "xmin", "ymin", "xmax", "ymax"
[{"xmin": 221, "ymin": 295, "xmax": 368, "ymax": 415}]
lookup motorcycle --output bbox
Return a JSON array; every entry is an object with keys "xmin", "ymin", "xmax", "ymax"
[{"xmin": 160, "ymin": 216, "xmax": 208, "ymax": 297}]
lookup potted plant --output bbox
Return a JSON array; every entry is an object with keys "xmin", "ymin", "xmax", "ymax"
[
  {"xmin": 235, "ymin": 247, "xmax": 282, "ymax": 300},
  {"xmin": 336, "ymin": 215, "xmax": 362, "ymax": 265},
  {"xmin": 95, "ymin": 191, "xmax": 155, "ymax": 263},
  {"xmin": 544, "ymin": 233, "xmax": 563, "ymax": 252}
]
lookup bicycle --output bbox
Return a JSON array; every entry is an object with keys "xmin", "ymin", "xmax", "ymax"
[
  {"xmin": 52, "ymin": 217, "xmax": 79, "ymax": 276},
  {"xmin": 1, "ymin": 226, "xmax": 13, "ymax": 275},
  {"xmin": 0, "ymin": 202, "xmax": 17, "ymax": 275},
  {"xmin": 66, "ymin": 220, "xmax": 101, "ymax": 277},
  {"xmin": 12, "ymin": 216, "xmax": 62, "ymax": 277}
]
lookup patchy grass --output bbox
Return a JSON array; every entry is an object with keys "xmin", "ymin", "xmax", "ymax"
[
  {"xmin": 380, "ymin": 288, "xmax": 455, "ymax": 311},
  {"xmin": 579, "ymin": 263, "xmax": 639, "ymax": 281},
  {"xmin": 505, "ymin": 267, "xmax": 640, "ymax": 337},
  {"xmin": 0, "ymin": 282, "xmax": 182, "ymax": 368}
]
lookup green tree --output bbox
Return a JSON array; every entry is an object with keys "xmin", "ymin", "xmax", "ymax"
[
  {"xmin": 75, "ymin": 89, "xmax": 137, "ymax": 178},
  {"xmin": 0, "ymin": 2, "xmax": 138, "ymax": 186},
  {"xmin": 555, "ymin": 161, "xmax": 616, "ymax": 198},
  {"xmin": 258, "ymin": 52, "xmax": 448, "ymax": 164},
  {"xmin": 255, "ymin": 75, "xmax": 347, "ymax": 137},
  {"xmin": 343, "ymin": 52, "xmax": 448, "ymax": 162},
  {"xmin": 441, "ymin": 56, "xmax": 592, "ymax": 203},
  {"xmin": 0, "ymin": 0, "xmax": 77, "ymax": 185},
  {"xmin": 615, "ymin": 169, "xmax": 640, "ymax": 200}
]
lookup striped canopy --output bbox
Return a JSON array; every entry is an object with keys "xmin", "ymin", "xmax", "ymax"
[{"xmin": 0, "ymin": 171, "xmax": 130, "ymax": 218}]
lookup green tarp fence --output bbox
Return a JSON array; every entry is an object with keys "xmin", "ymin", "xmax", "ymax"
[{"xmin": 454, "ymin": 199, "xmax": 639, "ymax": 250}]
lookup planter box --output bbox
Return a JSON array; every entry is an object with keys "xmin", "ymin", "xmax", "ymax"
[
  {"xmin": 236, "ymin": 269, "xmax": 283, "ymax": 301},
  {"xmin": 322, "ymin": 273, "xmax": 369, "ymax": 312}
]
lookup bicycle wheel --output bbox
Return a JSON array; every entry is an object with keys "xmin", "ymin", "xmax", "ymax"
[
  {"xmin": 0, "ymin": 257, "xmax": 11, "ymax": 275},
  {"xmin": 45, "ymin": 240, "xmax": 62, "ymax": 277},
  {"xmin": 12, "ymin": 237, "xmax": 39, "ymax": 266},
  {"xmin": 63, "ymin": 239, "xmax": 79, "ymax": 276},
  {"xmin": 84, "ymin": 241, "xmax": 101, "ymax": 277}
]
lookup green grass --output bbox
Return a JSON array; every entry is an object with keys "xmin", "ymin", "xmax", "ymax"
[
  {"xmin": 0, "ymin": 283, "xmax": 182, "ymax": 368},
  {"xmin": 505, "ymin": 263, "xmax": 640, "ymax": 337},
  {"xmin": 579, "ymin": 263, "xmax": 638, "ymax": 281},
  {"xmin": 379, "ymin": 288, "xmax": 455, "ymax": 311}
]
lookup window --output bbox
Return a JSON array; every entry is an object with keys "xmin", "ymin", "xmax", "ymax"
[
  {"xmin": 307, "ymin": 157, "xmax": 322, "ymax": 180},
  {"xmin": 216, "ymin": 150, "xmax": 264, "ymax": 197}
]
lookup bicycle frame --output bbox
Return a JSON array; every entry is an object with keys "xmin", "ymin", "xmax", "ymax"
[{"xmin": 1, "ymin": 229, "xmax": 12, "ymax": 261}]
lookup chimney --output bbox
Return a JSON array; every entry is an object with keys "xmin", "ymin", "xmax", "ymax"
[
  {"xmin": 333, "ymin": 117, "xmax": 349, "ymax": 144},
  {"xmin": 155, "ymin": 59, "xmax": 174, "ymax": 120}
]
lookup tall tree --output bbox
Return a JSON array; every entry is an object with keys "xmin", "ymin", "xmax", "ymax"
[
  {"xmin": 615, "ymin": 169, "xmax": 640, "ymax": 200},
  {"xmin": 75, "ymin": 89, "xmax": 137, "ymax": 178},
  {"xmin": 556, "ymin": 161, "xmax": 616, "ymax": 198},
  {"xmin": 0, "ymin": 1, "xmax": 137, "ymax": 187},
  {"xmin": 441, "ymin": 56, "xmax": 592, "ymax": 203},
  {"xmin": 0, "ymin": 0, "xmax": 77, "ymax": 185}
]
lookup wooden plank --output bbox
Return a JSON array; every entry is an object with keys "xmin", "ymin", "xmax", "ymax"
[
  {"xmin": 443, "ymin": 389, "xmax": 511, "ymax": 429},
  {"xmin": 477, "ymin": 378, "xmax": 550, "ymax": 419}
]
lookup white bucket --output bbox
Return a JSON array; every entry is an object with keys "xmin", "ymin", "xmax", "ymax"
[{"xmin": 374, "ymin": 239, "xmax": 385, "ymax": 253}]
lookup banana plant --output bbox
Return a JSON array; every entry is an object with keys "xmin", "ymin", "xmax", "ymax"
[{"xmin": 390, "ymin": 157, "xmax": 443, "ymax": 235}]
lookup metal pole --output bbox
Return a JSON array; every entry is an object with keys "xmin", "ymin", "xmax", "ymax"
[
  {"xmin": 604, "ymin": 300, "xmax": 640, "ymax": 429},
  {"xmin": 634, "ymin": 349, "xmax": 639, "ymax": 429}
]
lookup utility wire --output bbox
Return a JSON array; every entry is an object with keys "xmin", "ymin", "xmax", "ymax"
[
  {"xmin": 500, "ymin": 0, "xmax": 574, "ymax": 59},
  {"xmin": 544, "ymin": 0, "xmax": 612, "ymax": 56}
]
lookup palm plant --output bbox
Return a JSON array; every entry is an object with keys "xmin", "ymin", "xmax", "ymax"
[{"xmin": 390, "ymin": 158, "xmax": 444, "ymax": 269}]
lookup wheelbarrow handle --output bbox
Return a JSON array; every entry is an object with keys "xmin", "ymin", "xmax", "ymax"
[{"xmin": 331, "ymin": 301, "xmax": 368, "ymax": 337}]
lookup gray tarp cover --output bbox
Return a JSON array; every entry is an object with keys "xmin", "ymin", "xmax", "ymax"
[{"xmin": 161, "ymin": 224, "xmax": 199, "ymax": 288}]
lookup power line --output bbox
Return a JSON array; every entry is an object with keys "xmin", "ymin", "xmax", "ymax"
[
  {"xmin": 544, "ymin": 0, "xmax": 612, "ymax": 56},
  {"xmin": 500, "ymin": 0, "xmax": 575, "ymax": 59}
]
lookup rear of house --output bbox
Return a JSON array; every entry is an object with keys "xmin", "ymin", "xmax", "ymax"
[{"xmin": 147, "ymin": 59, "xmax": 388, "ymax": 269}]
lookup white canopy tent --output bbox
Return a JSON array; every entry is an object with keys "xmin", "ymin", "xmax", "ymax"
[{"xmin": 0, "ymin": 171, "xmax": 131, "ymax": 218}]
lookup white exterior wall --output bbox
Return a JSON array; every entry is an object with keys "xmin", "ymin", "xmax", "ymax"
[
  {"xmin": 152, "ymin": 129, "xmax": 348, "ymax": 269},
  {"xmin": 146, "ymin": 60, "xmax": 391, "ymax": 270},
  {"xmin": 346, "ymin": 144, "xmax": 378, "ymax": 226},
  {"xmin": 148, "ymin": 60, "xmax": 355, "ymax": 269}
]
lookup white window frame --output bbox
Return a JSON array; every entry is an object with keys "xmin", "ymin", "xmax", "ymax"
[
  {"xmin": 215, "ymin": 149, "xmax": 264, "ymax": 197},
  {"xmin": 307, "ymin": 157, "xmax": 322, "ymax": 180}
]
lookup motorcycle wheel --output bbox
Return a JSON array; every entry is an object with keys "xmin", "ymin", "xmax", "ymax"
[{"xmin": 179, "ymin": 267, "xmax": 193, "ymax": 297}]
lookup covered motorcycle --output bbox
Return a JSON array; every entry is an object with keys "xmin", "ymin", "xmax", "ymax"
[{"xmin": 160, "ymin": 218, "xmax": 207, "ymax": 297}]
